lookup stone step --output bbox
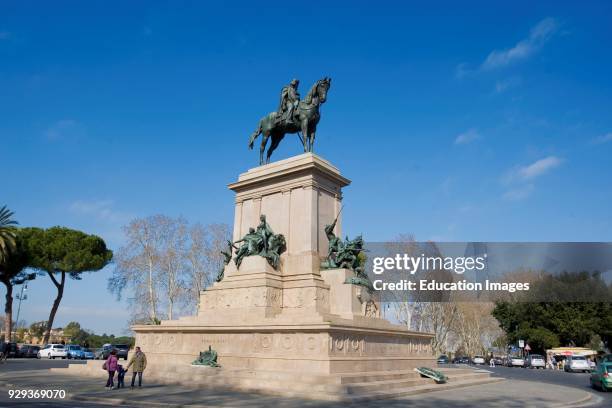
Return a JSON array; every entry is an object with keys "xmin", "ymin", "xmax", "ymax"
[
  {"xmin": 338, "ymin": 367, "xmax": 482, "ymax": 384},
  {"xmin": 346, "ymin": 377, "xmax": 505, "ymax": 403},
  {"xmin": 339, "ymin": 369, "xmax": 422, "ymax": 384},
  {"xmin": 345, "ymin": 377, "xmax": 431, "ymax": 394},
  {"xmin": 343, "ymin": 370, "xmax": 492, "ymax": 394},
  {"xmin": 54, "ymin": 362, "xmax": 501, "ymax": 402}
]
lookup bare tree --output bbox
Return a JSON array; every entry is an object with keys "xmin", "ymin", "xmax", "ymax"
[
  {"xmin": 109, "ymin": 216, "xmax": 167, "ymax": 323},
  {"xmin": 183, "ymin": 223, "xmax": 230, "ymax": 313},
  {"xmin": 452, "ymin": 302, "xmax": 501, "ymax": 356},
  {"xmin": 157, "ymin": 217, "xmax": 188, "ymax": 320},
  {"xmin": 109, "ymin": 216, "xmax": 231, "ymax": 323}
]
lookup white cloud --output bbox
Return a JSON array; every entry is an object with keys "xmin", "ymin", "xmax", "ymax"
[
  {"xmin": 501, "ymin": 156, "xmax": 563, "ymax": 201},
  {"xmin": 592, "ymin": 133, "xmax": 612, "ymax": 145},
  {"xmin": 69, "ymin": 199, "xmax": 126, "ymax": 223},
  {"xmin": 481, "ymin": 17, "xmax": 559, "ymax": 70},
  {"xmin": 495, "ymin": 76, "xmax": 522, "ymax": 93},
  {"xmin": 503, "ymin": 184, "xmax": 534, "ymax": 201},
  {"xmin": 517, "ymin": 156, "xmax": 563, "ymax": 180},
  {"xmin": 44, "ymin": 119, "xmax": 81, "ymax": 140},
  {"xmin": 454, "ymin": 128, "xmax": 481, "ymax": 145}
]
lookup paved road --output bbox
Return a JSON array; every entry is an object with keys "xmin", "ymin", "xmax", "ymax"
[
  {"xmin": 0, "ymin": 358, "xmax": 87, "ymax": 372},
  {"xmin": 0, "ymin": 360, "xmax": 608, "ymax": 407},
  {"xmin": 444, "ymin": 363, "xmax": 610, "ymax": 406}
]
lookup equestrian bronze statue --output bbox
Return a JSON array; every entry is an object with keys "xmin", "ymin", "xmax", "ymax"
[{"xmin": 248, "ymin": 77, "xmax": 331, "ymax": 165}]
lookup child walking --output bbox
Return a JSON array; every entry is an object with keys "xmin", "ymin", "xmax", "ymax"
[{"xmin": 117, "ymin": 364, "xmax": 127, "ymax": 389}]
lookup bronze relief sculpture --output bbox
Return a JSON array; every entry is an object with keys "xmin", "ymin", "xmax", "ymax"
[
  {"xmin": 216, "ymin": 215, "xmax": 286, "ymax": 280},
  {"xmin": 321, "ymin": 216, "xmax": 373, "ymax": 291}
]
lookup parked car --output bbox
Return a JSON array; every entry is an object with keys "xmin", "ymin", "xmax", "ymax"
[
  {"xmin": 113, "ymin": 344, "xmax": 130, "ymax": 360},
  {"xmin": 507, "ymin": 356, "xmax": 525, "ymax": 367},
  {"xmin": 82, "ymin": 348, "xmax": 95, "ymax": 360},
  {"xmin": 493, "ymin": 357, "xmax": 504, "ymax": 365},
  {"xmin": 472, "ymin": 355, "xmax": 486, "ymax": 365},
  {"xmin": 590, "ymin": 362, "xmax": 612, "ymax": 392},
  {"xmin": 437, "ymin": 355, "xmax": 449, "ymax": 364},
  {"xmin": 564, "ymin": 355, "xmax": 591, "ymax": 373},
  {"xmin": 66, "ymin": 345, "xmax": 85, "ymax": 359},
  {"xmin": 526, "ymin": 354, "xmax": 546, "ymax": 369},
  {"xmin": 452, "ymin": 356, "xmax": 471, "ymax": 364},
  {"xmin": 2, "ymin": 342, "xmax": 19, "ymax": 358},
  {"xmin": 37, "ymin": 344, "xmax": 67, "ymax": 359},
  {"xmin": 94, "ymin": 344, "xmax": 129, "ymax": 360},
  {"xmin": 18, "ymin": 345, "xmax": 40, "ymax": 358},
  {"xmin": 95, "ymin": 345, "xmax": 112, "ymax": 360}
]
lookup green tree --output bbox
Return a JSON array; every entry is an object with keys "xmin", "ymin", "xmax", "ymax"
[
  {"xmin": 15, "ymin": 327, "xmax": 27, "ymax": 342},
  {"xmin": 0, "ymin": 205, "xmax": 19, "ymax": 341},
  {"xmin": 517, "ymin": 326, "xmax": 560, "ymax": 352},
  {"xmin": 0, "ymin": 205, "xmax": 18, "ymax": 265},
  {"xmin": 492, "ymin": 271, "xmax": 612, "ymax": 353},
  {"xmin": 29, "ymin": 321, "xmax": 47, "ymax": 339},
  {"xmin": 63, "ymin": 321, "xmax": 81, "ymax": 340},
  {"xmin": 0, "ymin": 231, "xmax": 35, "ymax": 342},
  {"xmin": 21, "ymin": 227, "xmax": 113, "ymax": 344}
]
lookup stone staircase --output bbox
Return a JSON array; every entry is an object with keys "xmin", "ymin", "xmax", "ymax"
[{"xmin": 54, "ymin": 362, "xmax": 502, "ymax": 402}]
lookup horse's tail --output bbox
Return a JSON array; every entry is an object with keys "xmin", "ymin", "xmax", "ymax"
[{"xmin": 248, "ymin": 121, "xmax": 263, "ymax": 150}]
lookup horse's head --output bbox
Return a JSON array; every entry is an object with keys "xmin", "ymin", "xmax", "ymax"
[
  {"xmin": 317, "ymin": 77, "xmax": 331, "ymax": 103},
  {"xmin": 304, "ymin": 77, "xmax": 332, "ymax": 105},
  {"xmin": 269, "ymin": 234, "xmax": 287, "ymax": 255}
]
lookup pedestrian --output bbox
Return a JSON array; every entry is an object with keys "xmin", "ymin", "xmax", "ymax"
[
  {"xmin": 104, "ymin": 350, "xmax": 119, "ymax": 390},
  {"xmin": 117, "ymin": 364, "xmax": 127, "ymax": 389},
  {"xmin": 546, "ymin": 354, "xmax": 555, "ymax": 370},
  {"xmin": 126, "ymin": 346, "xmax": 147, "ymax": 389},
  {"xmin": 489, "ymin": 355, "xmax": 496, "ymax": 368}
]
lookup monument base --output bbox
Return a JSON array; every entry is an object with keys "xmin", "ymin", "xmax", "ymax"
[
  {"xmin": 126, "ymin": 155, "xmax": 440, "ymax": 398},
  {"xmin": 133, "ymin": 266, "xmax": 435, "ymax": 375},
  {"xmin": 132, "ymin": 318, "xmax": 435, "ymax": 375}
]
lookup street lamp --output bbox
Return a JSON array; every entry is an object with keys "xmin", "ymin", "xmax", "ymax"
[{"xmin": 15, "ymin": 283, "xmax": 28, "ymax": 329}]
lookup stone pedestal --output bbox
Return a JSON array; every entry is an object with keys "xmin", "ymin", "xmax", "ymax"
[
  {"xmin": 229, "ymin": 153, "xmax": 349, "ymax": 276},
  {"xmin": 131, "ymin": 153, "xmax": 435, "ymax": 398}
]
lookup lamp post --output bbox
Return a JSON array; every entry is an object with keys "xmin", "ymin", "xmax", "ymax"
[{"xmin": 15, "ymin": 282, "xmax": 28, "ymax": 329}]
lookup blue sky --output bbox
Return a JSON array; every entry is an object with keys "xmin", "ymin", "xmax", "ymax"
[{"xmin": 2, "ymin": 1, "xmax": 611, "ymax": 335}]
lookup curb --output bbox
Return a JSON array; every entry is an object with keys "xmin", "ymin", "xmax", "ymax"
[{"xmin": 552, "ymin": 392, "xmax": 592, "ymax": 408}]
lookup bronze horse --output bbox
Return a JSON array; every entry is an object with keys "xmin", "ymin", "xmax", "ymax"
[{"xmin": 248, "ymin": 77, "xmax": 331, "ymax": 165}]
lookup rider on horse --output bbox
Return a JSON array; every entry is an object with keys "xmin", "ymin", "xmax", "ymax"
[
  {"xmin": 249, "ymin": 77, "xmax": 331, "ymax": 165},
  {"xmin": 276, "ymin": 79, "xmax": 300, "ymax": 126}
]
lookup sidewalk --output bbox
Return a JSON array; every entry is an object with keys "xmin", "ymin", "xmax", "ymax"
[{"xmin": 0, "ymin": 368, "xmax": 599, "ymax": 407}]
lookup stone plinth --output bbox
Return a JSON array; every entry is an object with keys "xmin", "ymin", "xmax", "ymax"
[
  {"xmin": 130, "ymin": 153, "xmax": 436, "ymax": 399},
  {"xmin": 229, "ymin": 153, "xmax": 349, "ymax": 276}
]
